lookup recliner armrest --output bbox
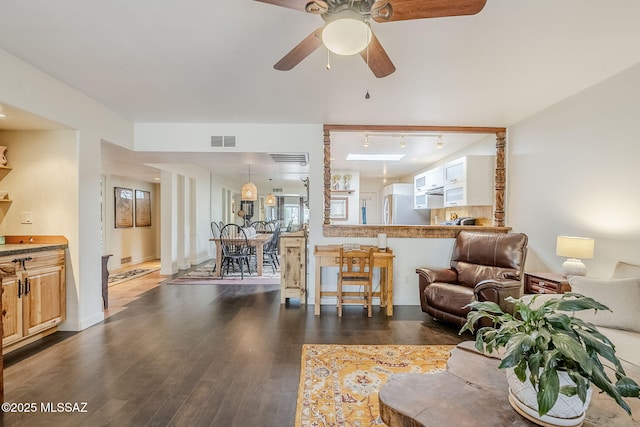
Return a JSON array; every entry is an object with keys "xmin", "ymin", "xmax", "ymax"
[
  {"xmin": 474, "ymin": 278, "xmax": 522, "ymax": 293},
  {"xmin": 416, "ymin": 267, "xmax": 458, "ymax": 284},
  {"xmin": 474, "ymin": 278, "xmax": 522, "ymax": 314}
]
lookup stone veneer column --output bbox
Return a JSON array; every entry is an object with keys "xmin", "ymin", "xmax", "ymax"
[
  {"xmin": 494, "ymin": 131, "xmax": 506, "ymax": 227},
  {"xmin": 323, "ymin": 129, "xmax": 331, "ymax": 225}
]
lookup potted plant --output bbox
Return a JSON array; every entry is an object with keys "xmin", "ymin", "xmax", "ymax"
[{"xmin": 460, "ymin": 293, "xmax": 640, "ymax": 425}]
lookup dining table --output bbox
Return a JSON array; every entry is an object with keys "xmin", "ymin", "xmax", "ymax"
[{"xmin": 209, "ymin": 233, "xmax": 273, "ymax": 277}]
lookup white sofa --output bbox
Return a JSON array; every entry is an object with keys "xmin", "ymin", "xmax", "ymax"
[{"xmin": 523, "ymin": 261, "xmax": 640, "ymax": 367}]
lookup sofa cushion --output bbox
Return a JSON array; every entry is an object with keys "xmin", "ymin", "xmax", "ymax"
[
  {"xmin": 611, "ymin": 261, "xmax": 640, "ymax": 279},
  {"xmin": 597, "ymin": 327, "xmax": 640, "ymax": 366},
  {"xmin": 568, "ymin": 276, "xmax": 640, "ymax": 333}
]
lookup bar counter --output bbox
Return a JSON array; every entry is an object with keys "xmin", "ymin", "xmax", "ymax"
[{"xmin": 322, "ymin": 224, "xmax": 512, "ymax": 239}]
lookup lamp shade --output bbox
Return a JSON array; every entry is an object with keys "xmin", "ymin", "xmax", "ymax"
[
  {"xmin": 241, "ymin": 181, "xmax": 257, "ymax": 201},
  {"xmin": 322, "ymin": 15, "xmax": 371, "ymax": 55},
  {"xmin": 265, "ymin": 192, "xmax": 276, "ymax": 206},
  {"xmin": 556, "ymin": 236, "xmax": 595, "ymax": 259}
]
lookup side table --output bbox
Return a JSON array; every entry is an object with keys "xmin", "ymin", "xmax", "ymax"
[
  {"xmin": 524, "ymin": 272, "xmax": 571, "ymax": 294},
  {"xmin": 379, "ymin": 342, "xmax": 640, "ymax": 426}
]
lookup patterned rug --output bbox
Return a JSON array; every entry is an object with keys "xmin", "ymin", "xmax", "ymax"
[
  {"xmin": 167, "ymin": 260, "xmax": 280, "ymax": 285},
  {"xmin": 295, "ymin": 344, "xmax": 455, "ymax": 427},
  {"xmin": 108, "ymin": 268, "xmax": 159, "ymax": 287}
]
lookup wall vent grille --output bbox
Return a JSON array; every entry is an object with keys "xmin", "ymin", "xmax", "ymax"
[
  {"xmin": 121, "ymin": 256, "xmax": 132, "ymax": 264},
  {"xmin": 269, "ymin": 153, "xmax": 308, "ymax": 165},
  {"xmin": 211, "ymin": 136, "xmax": 237, "ymax": 147}
]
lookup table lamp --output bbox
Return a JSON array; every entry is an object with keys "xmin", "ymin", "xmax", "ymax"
[
  {"xmin": 556, "ymin": 236, "xmax": 595, "ymax": 277},
  {"xmin": 377, "ymin": 233, "xmax": 387, "ymax": 252}
]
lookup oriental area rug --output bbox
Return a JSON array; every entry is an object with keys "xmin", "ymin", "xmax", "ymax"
[
  {"xmin": 167, "ymin": 261, "xmax": 280, "ymax": 285},
  {"xmin": 108, "ymin": 267, "xmax": 159, "ymax": 287},
  {"xmin": 295, "ymin": 344, "xmax": 455, "ymax": 427}
]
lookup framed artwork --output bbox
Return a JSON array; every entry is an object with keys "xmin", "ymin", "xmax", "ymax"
[
  {"xmin": 135, "ymin": 190, "xmax": 151, "ymax": 227},
  {"xmin": 114, "ymin": 187, "xmax": 134, "ymax": 228},
  {"xmin": 330, "ymin": 197, "xmax": 348, "ymax": 221}
]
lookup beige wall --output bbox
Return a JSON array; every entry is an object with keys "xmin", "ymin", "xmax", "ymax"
[{"xmin": 102, "ymin": 176, "xmax": 159, "ymax": 270}]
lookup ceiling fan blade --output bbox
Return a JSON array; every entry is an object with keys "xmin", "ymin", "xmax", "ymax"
[
  {"xmin": 274, "ymin": 28, "xmax": 323, "ymax": 71},
  {"xmin": 254, "ymin": 0, "xmax": 307, "ymax": 12},
  {"xmin": 372, "ymin": 0, "xmax": 487, "ymax": 23},
  {"xmin": 360, "ymin": 32, "xmax": 395, "ymax": 78}
]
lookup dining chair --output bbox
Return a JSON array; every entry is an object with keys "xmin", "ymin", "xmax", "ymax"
[
  {"xmin": 263, "ymin": 221, "xmax": 281, "ymax": 273},
  {"xmin": 220, "ymin": 224, "xmax": 252, "ymax": 279},
  {"xmin": 337, "ymin": 247, "xmax": 375, "ymax": 317},
  {"xmin": 265, "ymin": 221, "xmax": 276, "ymax": 233},
  {"xmin": 251, "ymin": 220, "xmax": 268, "ymax": 233},
  {"xmin": 211, "ymin": 221, "xmax": 221, "ymax": 238}
]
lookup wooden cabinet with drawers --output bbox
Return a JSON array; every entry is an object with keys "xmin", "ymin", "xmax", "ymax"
[
  {"xmin": 280, "ymin": 230, "xmax": 307, "ymax": 304},
  {"xmin": 1, "ymin": 248, "xmax": 66, "ymax": 352},
  {"xmin": 524, "ymin": 272, "xmax": 571, "ymax": 295}
]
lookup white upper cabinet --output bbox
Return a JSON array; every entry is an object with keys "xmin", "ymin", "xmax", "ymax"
[
  {"xmin": 414, "ymin": 166, "xmax": 443, "ymax": 194},
  {"xmin": 443, "ymin": 156, "xmax": 494, "ymax": 207}
]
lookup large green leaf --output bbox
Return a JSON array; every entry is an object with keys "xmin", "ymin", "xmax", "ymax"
[
  {"xmin": 616, "ymin": 376, "xmax": 640, "ymax": 398},
  {"xmin": 568, "ymin": 371, "xmax": 589, "ymax": 402},
  {"xmin": 466, "ymin": 300, "xmax": 504, "ymax": 314},
  {"xmin": 552, "ymin": 294, "xmax": 610, "ymax": 312},
  {"xmin": 499, "ymin": 333, "xmax": 533, "ymax": 369},
  {"xmin": 573, "ymin": 328, "xmax": 620, "ymax": 370},
  {"xmin": 590, "ymin": 366, "xmax": 632, "ymax": 415},
  {"xmin": 550, "ymin": 333, "xmax": 593, "ymax": 375},
  {"xmin": 538, "ymin": 369, "xmax": 560, "ymax": 416}
]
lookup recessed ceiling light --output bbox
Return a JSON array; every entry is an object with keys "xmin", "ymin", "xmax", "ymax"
[
  {"xmin": 346, "ymin": 154, "xmax": 405, "ymax": 161},
  {"xmin": 0, "ymin": 113, "xmax": 6, "ymax": 119}
]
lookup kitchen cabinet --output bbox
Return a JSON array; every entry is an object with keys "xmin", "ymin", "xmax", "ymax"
[
  {"xmin": 443, "ymin": 155, "xmax": 494, "ymax": 207},
  {"xmin": 280, "ymin": 230, "xmax": 307, "ymax": 303},
  {"xmin": 1, "ymin": 248, "xmax": 66, "ymax": 352},
  {"xmin": 414, "ymin": 166, "xmax": 443, "ymax": 194}
]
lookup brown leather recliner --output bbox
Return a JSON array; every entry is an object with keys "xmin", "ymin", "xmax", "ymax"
[{"xmin": 416, "ymin": 231, "xmax": 528, "ymax": 327}]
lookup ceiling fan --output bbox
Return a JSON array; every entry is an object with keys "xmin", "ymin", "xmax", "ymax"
[{"xmin": 256, "ymin": 0, "xmax": 487, "ymax": 78}]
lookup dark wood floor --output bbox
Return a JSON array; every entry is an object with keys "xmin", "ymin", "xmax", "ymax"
[{"xmin": 2, "ymin": 276, "xmax": 466, "ymax": 426}]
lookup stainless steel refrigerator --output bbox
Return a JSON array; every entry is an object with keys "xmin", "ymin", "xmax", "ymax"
[{"xmin": 382, "ymin": 184, "xmax": 432, "ymax": 225}]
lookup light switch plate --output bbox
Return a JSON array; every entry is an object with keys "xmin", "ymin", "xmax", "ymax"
[{"xmin": 21, "ymin": 212, "xmax": 33, "ymax": 224}]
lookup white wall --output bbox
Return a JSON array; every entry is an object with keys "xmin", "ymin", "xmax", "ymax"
[
  {"xmin": 508, "ymin": 63, "xmax": 640, "ymax": 278},
  {"xmin": 0, "ymin": 49, "xmax": 134, "ymax": 330},
  {"xmin": 135, "ymin": 123, "xmax": 323, "ymax": 275}
]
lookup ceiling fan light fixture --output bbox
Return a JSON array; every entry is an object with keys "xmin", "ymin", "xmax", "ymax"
[{"xmin": 322, "ymin": 15, "xmax": 371, "ymax": 56}]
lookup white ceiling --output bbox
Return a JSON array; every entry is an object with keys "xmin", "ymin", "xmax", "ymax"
[{"xmin": 1, "ymin": 1, "xmax": 640, "ymax": 186}]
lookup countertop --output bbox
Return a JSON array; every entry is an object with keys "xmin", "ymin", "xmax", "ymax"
[
  {"xmin": 0, "ymin": 236, "xmax": 68, "ymax": 257},
  {"xmin": 0, "ymin": 243, "xmax": 68, "ymax": 257}
]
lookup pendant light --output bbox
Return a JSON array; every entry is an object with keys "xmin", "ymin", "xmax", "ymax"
[
  {"xmin": 266, "ymin": 178, "xmax": 276, "ymax": 207},
  {"xmin": 241, "ymin": 164, "xmax": 257, "ymax": 201}
]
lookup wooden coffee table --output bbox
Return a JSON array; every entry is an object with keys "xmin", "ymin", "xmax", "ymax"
[{"xmin": 379, "ymin": 342, "xmax": 640, "ymax": 426}]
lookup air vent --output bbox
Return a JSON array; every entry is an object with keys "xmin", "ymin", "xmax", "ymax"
[
  {"xmin": 211, "ymin": 135, "xmax": 237, "ymax": 148},
  {"xmin": 121, "ymin": 256, "xmax": 132, "ymax": 264},
  {"xmin": 269, "ymin": 153, "xmax": 308, "ymax": 166},
  {"xmin": 272, "ymin": 187, "xmax": 284, "ymax": 193},
  {"xmin": 223, "ymin": 136, "xmax": 236, "ymax": 147}
]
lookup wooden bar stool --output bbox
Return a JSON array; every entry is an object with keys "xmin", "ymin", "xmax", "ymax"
[{"xmin": 337, "ymin": 247, "xmax": 374, "ymax": 317}]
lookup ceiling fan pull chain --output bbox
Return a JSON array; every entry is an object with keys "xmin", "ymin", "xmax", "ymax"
[
  {"xmin": 326, "ymin": 49, "xmax": 331, "ymax": 70},
  {"xmin": 365, "ymin": 22, "xmax": 371, "ymax": 100}
]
